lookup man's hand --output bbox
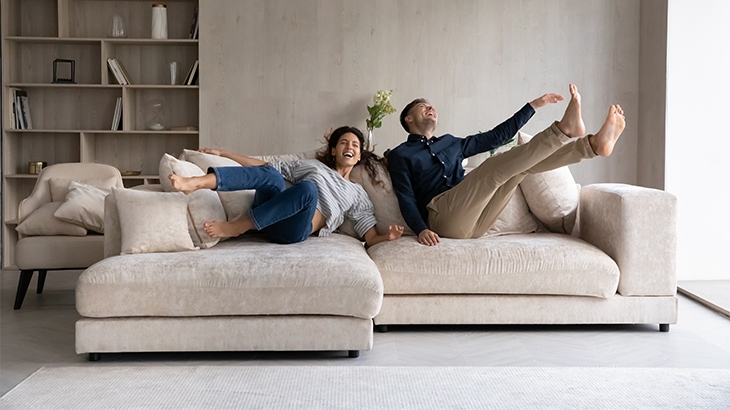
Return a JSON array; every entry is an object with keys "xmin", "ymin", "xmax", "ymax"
[
  {"xmin": 529, "ymin": 93, "xmax": 564, "ymax": 110},
  {"xmin": 418, "ymin": 229, "xmax": 440, "ymax": 246}
]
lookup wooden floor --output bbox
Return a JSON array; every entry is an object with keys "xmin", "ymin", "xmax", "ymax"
[{"xmin": 3, "ymin": 270, "xmax": 730, "ymax": 396}]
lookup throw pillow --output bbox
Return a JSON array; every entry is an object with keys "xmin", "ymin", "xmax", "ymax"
[
  {"xmin": 485, "ymin": 187, "xmax": 538, "ymax": 236},
  {"xmin": 158, "ymin": 154, "xmax": 227, "ymax": 248},
  {"xmin": 16, "ymin": 202, "xmax": 88, "ymax": 236},
  {"xmin": 113, "ymin": 188, "xmax": 198, "ymax": 254},
  {"xmin": 53, "ymin": 181, "xmax": 111, "ymax": 233},
  {"xmin": 349, "ymin": 164, "xmax": 414, "ymax": 236},
  {"xmin": 179, "ymin": 149, "xmax": 253, "ymax": 222},
  {"xmin": 517, "ymin": 132, "xmax": 579, "ymax": 234},
  {"xmin": 49, "ymin": 176, "xmax": 119, "ymax": 203},
  {"xmin": 158, "ymin": 153, "xmax": 205, "ymax": 192}
]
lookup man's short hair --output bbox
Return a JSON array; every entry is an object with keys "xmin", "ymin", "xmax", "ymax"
[{"xmin": 400, "ymin": 98, "xmax": 428, "ymax": 133}]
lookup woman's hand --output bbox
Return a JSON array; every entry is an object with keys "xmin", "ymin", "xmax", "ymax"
[
  {"xmin": 199, "ymin": 147, "xmax": 223, "ymax": 156},
  {"xmin": 388, "ymin": 225, "xmax": 404, "ymax": 241},
  {"xmin": 529, "ymin": 93, "xmax": 564, "ymax": 110}
]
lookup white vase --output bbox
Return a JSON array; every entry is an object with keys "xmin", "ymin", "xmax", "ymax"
[
  {"xmin": 367, "ymin": 128, "xmax": 374, "ymax": 150},
  {"xmin": 151, "ymin": 4, "xmax": 168, "ymax": 39}
]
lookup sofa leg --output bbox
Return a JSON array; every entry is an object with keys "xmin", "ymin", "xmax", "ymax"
[
  {"xmin": 89, "ymin": 353, "xmax": 101, "ymax": 361},
  {"xmin": 348, "ymin": 350, "xmax": 360, "ymax": 358},
  {"xmin": 375, "ymin": 325, "xmax": 388, "ymax": 333},
  {"xmin": 13, "ymin": 270, "xmax": 34, "ymax": 310},
  {"xmin": 659, "ymin": 324, "xmax": 670, "ymax": 332},
  {"xmin": 36, "ymin": 270, "xmax": 47, "ymax": 294}
]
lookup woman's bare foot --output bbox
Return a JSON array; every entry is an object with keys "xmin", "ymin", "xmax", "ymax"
[
  {"xmin": 169, "ymin": 173, "xmax": 217, "ymax": 195},
  {"xmin": 589, "ymin": 105, "xmax": 626, "ymax": 157},
  {"xmin": 556, "ymin": 84, "xmax": 586, "ymax": 138},
  {"xmin": 203, "ymin": 219, "xmax": 253, "ymax": 238}
]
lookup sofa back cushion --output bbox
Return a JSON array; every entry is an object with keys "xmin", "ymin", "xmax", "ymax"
[{"xmin": 517, "ymin": 132, "xmax": 579, "ymax": 234}]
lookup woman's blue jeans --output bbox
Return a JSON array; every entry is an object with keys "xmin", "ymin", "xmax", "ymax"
[{"xmin": 210, "ymin": 166, "xmax": 317, "ymax": 244}]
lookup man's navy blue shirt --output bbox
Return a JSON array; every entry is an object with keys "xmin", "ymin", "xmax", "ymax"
[{"xmin": 387, "ymin": 103, "xmax": 535, "ymax": 235}]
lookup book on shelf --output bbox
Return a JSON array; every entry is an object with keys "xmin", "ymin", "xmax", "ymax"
[
  {"xmin": 107, "ymin": 58, "xmax": 126, "ymax": 85},
  {"xmin": 189, "ymin": 7, "xmax": 199, "ymax": 40},
  {"xmin": 106, "ymin": 58, "xmax": 133, "ymax": 85},
  {"xmin": 111, "ymin": 97, "xmax": 123, "ymax": 131},
  {"xmin": 11, "ymin": 89, "xmax": 32, "ymax": 130},
  {"xmin": 184, "ymin": 60, "xmax": 199, "ymax": 85},
  {"xmin": 116, "ymin": 60, "xmax": 133, "ymax": 85}
]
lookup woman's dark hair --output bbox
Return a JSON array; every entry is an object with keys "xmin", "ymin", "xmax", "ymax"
[{"xmin": 316, "ymin": 126, "xmax": 388, "ymax": 189}]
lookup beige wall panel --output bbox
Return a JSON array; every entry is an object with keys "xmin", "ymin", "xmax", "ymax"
[{"xmin": 200, "ymin": 0, "xmax": 641, "ymax": 184}]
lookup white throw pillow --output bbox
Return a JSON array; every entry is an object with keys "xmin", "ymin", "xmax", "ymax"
[
  {"xmin": 113, "ymin": 188, "xmax": 198, "ymax": 254},
  {"xmin": 54, "ymin": 181, "xmax": 110, "ymax": 233},
  {"xmin": 485, "ymin": 187, "xmax": 537, "ymax": 236},
  {"xmin": 180, "ymin": 150, "xmax": 253, "ymax": 222},
  {"xmin": 158, "ymin": 153, "xmax": 205, "ymax": 192},
  {"xmin": 517, "ymin": 132, "xmax": 579, "ymax": 234},
  {"xmin": 49, "ymin": 176, "xmax": 119, "ymax": 203},
  {"xmin": 16, "ymin": 202, "xmax": 88, "ymax": 236},
  {"xmin": 158, "ymin": 154, "xmax": 226, "ymax": 248}
]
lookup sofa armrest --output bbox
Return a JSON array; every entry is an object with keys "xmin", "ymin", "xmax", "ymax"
[{"xmin": 579, "ymin": 183, "xmax": 676, "ymax": 296}]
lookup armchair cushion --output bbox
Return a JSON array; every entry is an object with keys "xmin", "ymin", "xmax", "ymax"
[
  {"xmin": 53, "ymin": 181, "xmax": 110, "ymax": 233},
  {"xmin": 16, "ymin": 202, "xmax": 87, "ymax": 236},
  {"xmin": 49, "ymin": 176, "xmax": 120, "ymax": 203}
]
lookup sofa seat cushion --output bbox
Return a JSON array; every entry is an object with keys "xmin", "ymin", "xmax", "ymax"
[
  {"xmin": 368, "ymin": 233, "xmax": 620, "ymax": 298},
  {"xmin": 76, "ymin": 234, "xmax": 383, "ymax": 319},
  {"xmin": 17, "ymin": 234, "xmax": 105, "ymax": 270}
]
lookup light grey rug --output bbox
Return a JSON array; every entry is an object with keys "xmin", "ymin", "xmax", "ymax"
[{"xmin": 1, "ymin": 366, "xmax": 728, "ymax": 409}]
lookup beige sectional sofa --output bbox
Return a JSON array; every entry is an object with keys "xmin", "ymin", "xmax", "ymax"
[{"xmin": 74, "ymin": 148, "xmax": 677, "ymax": 360}]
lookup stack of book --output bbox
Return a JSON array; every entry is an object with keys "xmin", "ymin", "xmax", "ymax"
[
  {"xmin": 10, "ymin": 88, "xmax": 33, "ymax": 129},
  {"xmin": 111, "ymin": 97, "xmax": 123, "ymax": 130},
  {"xmin": 107, "ymin": 58, "xmax": 133, "ymax": 85}
]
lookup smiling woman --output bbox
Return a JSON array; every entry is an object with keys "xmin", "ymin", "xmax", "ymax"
[{"xmin": 168, "ymin": 125, "xmax": 404, "ymax": 247}]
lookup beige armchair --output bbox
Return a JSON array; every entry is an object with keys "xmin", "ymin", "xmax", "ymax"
[{"xmin": 14, "ymin": 163, "xmax": 123, "ymax": 309}]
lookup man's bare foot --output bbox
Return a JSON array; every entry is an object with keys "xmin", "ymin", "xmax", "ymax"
[
  {"xmin": 203, "ymin": 220, "xmax": 251, "ymax": 238},
  {"xmin": 589, "ymin": 105, "xmax": 626, "ymax": 157},
  {"xmin": 169, "ymin": 174, "xmax": 198, "ymax": 195},
  {"xmin": 556, "ymin": 84, "xmax": 586, "ymax": 138}
]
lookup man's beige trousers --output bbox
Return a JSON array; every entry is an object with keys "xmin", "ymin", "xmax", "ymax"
[{"xmin": 427, "ymin": 122, "xmax": 596, "ymax": 239}]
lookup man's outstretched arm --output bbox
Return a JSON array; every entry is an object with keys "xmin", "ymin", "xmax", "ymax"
[{"xmin": 462, "ymin": 93, "xmax": 563, "ymax": 158}]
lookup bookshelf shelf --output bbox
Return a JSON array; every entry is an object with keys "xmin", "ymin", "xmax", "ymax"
[{"xmin": 2, "ymin": 0, "xmax": 200, "ymax": 267}]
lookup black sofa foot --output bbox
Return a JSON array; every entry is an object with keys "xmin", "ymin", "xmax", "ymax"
[
  {"xmin": 348, "ymin": 350, "xmax": 360, "ymax": 358},
  {"xmin": 375, "ymin": 325, "xmax": 388, "ymax": 333},
  {"xmin": 659, "ymin": 324, "xmax": 670, "ymax": 332},
  {"xmin": 89, "ymin": 353, "xmax": 101, "ymax": 361}
]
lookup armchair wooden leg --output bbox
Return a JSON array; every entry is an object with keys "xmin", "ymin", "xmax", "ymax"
[
  {"xmin": 36, "ymin": 270, "xmax": 48, "ymax": 294},
  {"xmin": 14, "ymin": 270, "xmax": 34, "ymax": 310}
]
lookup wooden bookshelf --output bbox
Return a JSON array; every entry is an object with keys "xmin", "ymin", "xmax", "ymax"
[{"xmin": 1, "ymin": 0, "xmax": 200, "ymax": 268}]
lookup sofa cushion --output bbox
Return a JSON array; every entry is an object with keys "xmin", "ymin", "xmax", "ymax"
[
  {"xmin": 179, "ymin": 150, "xmax": 254, "ymax": 222},
  {"xmin": 16, "ymin": 234, "xmax": 104, "ymax": 270},
  {"xmin": 49, "ymin": 176, "xmax": 119, "ymax": 203},
  {"xmin": 485, "ymin": 187, "xmax": 537, "ymax": 236},
  {"xmin": 113, "ymin": 188, "xmax": 198, "ymax": 254},
  {"xmin": 158, "ymin": 154, "xmax": 227, "ymax": 249},
  {"xmin": 16, "ymin": 202, "xmax": 88, "ymax": 237},
  {"xmin": 368, "ymin": 233, "xmax": 620, "ymax": 298},
  {"xmin": 517, "ymin": 132, "xmax": 579, "ymax": 234},
  {"xmin": 77, "ymin": 234, "xmax": 383, "ymax": 320}
]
